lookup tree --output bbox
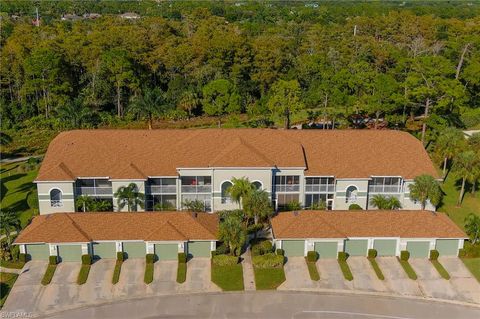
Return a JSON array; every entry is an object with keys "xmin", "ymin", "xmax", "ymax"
[
  {"xmin": 128, "ymin": 87, "xmax": 171, "ymax": 129},
  {"xmin": 55, "ymin": 98, "xmax": 93, "ymax": 129},
  {"xmin": 76, "ymin": 195, "xmax": 94, "ymax": 212},
  {"xmin": 267, "ymin": 79, "xmax": 304, "ymax": 129},
  {"xmin": 90, "ymin": 200, "xmax": 113, "ymax": 212},
  {"xmin": 177, "ymin": 90, "xmax": 199, "ymax": 117},
  {"xmin": 0, "ymin": 131, "xmax": 12, "ymax": 146},
  {"xmin": 243, "ymin": 189, "xmax": 272, "ymax": 225},
  {"xmin": 0, "ymin": 211, "xmax": 20, "ymax": 247},
  {"xmin": 435, "ymin": 127, "xmax": 467, "ymax": 178},
  {"xmin": 369, "ymin": 194, "xmax": 402, "ymax": 210},
  {"xmin": 114, "ymin": 183, "xmax": 145, "ymax": 212},
  {"xmin": 464, "ymin": 213, "xmax": 480, "ymax": 245},
  {"xmin": 227, "ymin": 177, "xmax": 254, "ymax": 209},
  {"xmin": 408, "ymin": 174, "xmax": 442, "ymax": 210},
  {"xmin": 182, "ymin": 199, "xmax": 205, "ymax": 212},
  {"xmin": 453, "ymin": 150, "xmax": 478, "ymax": 206},
  {"xmin": 202, "ymin": 79, "xmax": 241, "ymax": 116},
  {"xmin": 218, "ymin": 211, "xmax": 246, "ymax": 256}
]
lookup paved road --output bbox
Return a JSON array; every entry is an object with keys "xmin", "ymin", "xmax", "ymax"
[{"xmin": 38, "ymin": 292, "xmax": 480, "ymax": 319}]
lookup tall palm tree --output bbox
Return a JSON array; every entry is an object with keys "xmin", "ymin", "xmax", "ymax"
[
  {"xmin": 408, "ymin": 174, "xmax": 442, "ymax": 210},
  {"xmin": 453, "ymin": 150, "xmax": 478, "ymax": 206},
  {"xmin": 369, "ymin": 195, "xmax": 402, "ymax": 210},
  {"xmin": 76, "ymin": 195, "xmax": 94, "ymax": 212},
  {"xmin": 128, "ymin": 87, "xmax": 171, "ymax": 129},
  {"xmin": 435, "ymin": 127, "xmax": 467, "ymax": 179},
  {"xmin": 243, "ymin": 189, "xmax": 272, "ymax": 225},
  {"xmin": 0, "ymin": 211, "xmax": 20, "ymax": 247},
  {"xmin": 114, "ymin": 183, "xmax": 145, "ymax": 212},
  {"xmin": 227, "ymin": 177, "xmax": 254, "ymax": 209},
  {"xmin": 464, "ymin": 213, "xmax": 480, "ymax": 245},
  {"xmin": 218, "ymin": 211, "xmax": 246, "ymax": 256}
]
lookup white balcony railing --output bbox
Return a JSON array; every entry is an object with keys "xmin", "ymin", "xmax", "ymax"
[
  {"xmin": 181, "ymin": 185, "xmax": 212, "ymax": 193},
  {"xmin": 305, "ymin": 184, "xmax": 335, "ymax": 193},
  {"xmin": 50, "ymin": 200, "xmax": 63, "ymax": 207},
  {"xmin": 76, "ymin": 187, "xmax": 112, "ymax": 196},
  {"xmin": 368, "ymin": 185, "xmax": 401, "ymax": 193},
  {"xmin": 275, "ymin": 185, "xmax": 300, "ymax": 193},
  {"xmin": 221, "ymin": 197, "xmax": 233, "ymax": 204},
  {"xmin": 146, "ymin": 185, "xmax": 177, "ymax": 194}
]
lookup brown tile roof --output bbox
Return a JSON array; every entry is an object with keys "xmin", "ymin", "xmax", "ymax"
[
  {"xmin": 271, "ymin": 210, "xmax": 467, "ymax": 239},
  {"xmin": 15, "ymin": 212, "xmax": 218, "ymax": 244},
  {"xmin": 36, "ymin": 129, "xmax": 439, "ymax": 181}
]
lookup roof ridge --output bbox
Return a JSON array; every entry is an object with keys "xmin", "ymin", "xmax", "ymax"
[
  {"xmin": 186, "ymin": 213, "xmax": 217, "ymax": 238},
  {"xmin": 314, "ymin": 212, "xmax": 348, "ymax": 238},
  {"xmin": 129, "ymin": 162, "xmax": 146, "ymax": 178},
  {"xmin": 145, "ymin": 219, "xmax": 187, "ymax": 240},
  {"xmin": 58, "ymin": 162, "xmax": 76, "ymax": 179},
  {"xmin": 63, "ymin": 214, "xmax": 92, "ymax": 241},
  {"xmin": 208, "ymin": 135, "xmax": 272, "ymax": 167}
]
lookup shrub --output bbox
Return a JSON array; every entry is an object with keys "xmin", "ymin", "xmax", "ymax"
[
  {"xmin": 178, "ymin": 252, "xmax": 187, "ymax": 263},
  {"xmin": 458, "ymin": 248, "xmax": 466, "ymax": 258},
  {"xmin": 276, "ymin": 249, "xmax": 284, "ymax": 256},
  {"xmin": 429, "ymin": 250, "xmax": 439, "ymax": 260},
  {"xmin": 252, "ymin": 253, "xmax": 284, "ymax": 269},
  {"xmin": 19, "ymin": 253, "xmax": 26, "ymax": 263},
  {"xmin": 247, "ymin": 223, "xmax": 264, "ymax": 235},
  {"xmin": 307, "ymin": 251, "xmax": 318, "ymax": 263},
  {"xmin": 348, "ymin": 204, "xmax": 362, "ymax": 210},
  {"xmin": 177, "ymin": 262, "xmax": 187, "ymax": 283},
  {"xmin": 216, "ymin": 243, "xmax": 228, "ymax": 255},
  {"xmin": 116, "ymin": 251, "xmax": 124, "ymax": 262},
  {"xmin": 286, "ymin": 200, "xmax": 301, "ymax": 211},
  {"xmin": 337, "ymin": 251, "xmax": 349, "ymax": 261},
  {"xmin": 146, "ymin": 253, "xmax": 155, "ymax": 264},
  {"xmin": 81, "ymin": 254, "xmax": 92, "ymax": 265},
  {"xmin": 212, "ymin": 254, "xmax": 239, "ymax": 266},
  {"xmin": 251, "ymin": 239, "xmax": 273, "ymax": 256},
  {"xmin": 211, "ymin": 250, "xmax": 218, "ymax": 257},
  {"xmin": 368, "ymin": 249, "xmax": 377, "ymax": 259},
  {"xmin": 461, "ymin": 108, "xmax": 480, "ymax": 128},
  {"xmin": 49, "ymin": 255, "xmax": 58, "ymax": 265},
  {"xmin": 400, "ymin": 250, "xmax": 410, "ymax": 261}
]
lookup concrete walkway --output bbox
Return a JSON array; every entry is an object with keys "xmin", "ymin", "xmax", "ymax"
[
  {"xmin": 241, "ymin": 249, "xmax": 256, "ymax": 291},
  {"xmin": 0, "ymin": 155, "xmax": 43, "ymax": 164}
]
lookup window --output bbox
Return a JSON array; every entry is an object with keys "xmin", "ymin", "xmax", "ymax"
[
  {"xmin": 346, "ymin": 186, "xmax": 358, "ymax": 204},
  {"xmin": 305, "ymin": 177, "xmax": 334, "ymax": 193},
  {"xmin": 369, "ymin": 177, "xmax": 402, "ymax": 193},
  {"xmin": 181, "ymin": 176, "xmax": 212, "ymax": 193},
  {"xmin": 147, "ymin": 178, "xmax": 176, "ymax": 194},
  {"xmin": 277, "ymin": 193, "xmax": 300, "ymax": 210},
  {"xmin": 50, "ymin": 189, "xmax": 63, "ymax": 207},
  {"xmin": 275, "ymin": 175, "xmax": 300, "ymax": 192},
  {"xmin": 221, "ymin": 181, "xmax": 233, "ymax": 204},
  {"xmin": 146, "ymin": 194, "xmax": 176, "ymax": 211},
  {"xmin": 305, "ymin": 194, "xmax": 334, "ymax": 210},
  {"xmin": 76, "ymin": 179, "xmax": 112, "ymax": 196},
  {"xmin": 252, "ymin": 181, "xmax": 262, "ymax": 190}
]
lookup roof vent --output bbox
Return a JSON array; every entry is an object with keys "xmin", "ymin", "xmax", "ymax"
[{"xmin": 293, "ymin": 211, "xmax": 299, "ymax": 216}]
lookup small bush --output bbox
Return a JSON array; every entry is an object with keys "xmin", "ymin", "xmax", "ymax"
[
  {"xmin": 286, "ymin": 200, "xmax": 301, "ymax": 211},
  {"xmin": 177, "ymin": 262, "xmax": 187, "ymax": 283},
  {"xmin": 146, "ymin": 253, "xmax": 155, "ymax": 264},
  {"xmin": 368, "ymin": 249, "xmax": 377, "ymax": 259},
  {"xmin": 400, "ymin": 250, "xmax": 410, "ymax": 261},
  {"xmin": 337, "ymin": 251, "xmax": 349, "ymax": 261},
  {"xmin": 429, "ymin": 250, "xmax": 439, "ymax": 260},
  {"xmin": 212, "ymin": 254, "xmax": 239, "ymax": 266},
  {"xmin": 178, "ymin": 252, "xmax": 187, "ymax": 263},
  {"xmin": 348, "ymin": 204, "xmax": 362, "ymax": 210},
  {"xmin": 81, "ymin": 254, "xmax": 92, "ymax": 265},
  {"xmin": 251, "ymin": 239, "xmax": 273, "ymax": 256},
  {"xmin": 116, "ymin": 251, "xmax": 124, "ymax": 262},
  {"xmin": 252, "ymin": 253, "xmax": 284, "ymax": 269},
  {"xmin": 216, "ymin": 243, "xmax": 228, "ymax": 255},
  {"xmin": 458, "ymin": 248, "xmax": 466, "ymax": 258},
  {"xmin": 211, "ymin": 250, "xmax": 218, "ymax": 257},
  {"xmin": 307, "ymin": 251, "xmax": 318, "ymax": 263},
  {"xmin": 49, "ymin": 255, "xmax": 58, "ymax": 265},
  {"xmin": 276, "ymin": 249, "xmax": 284, "ymax": 256},
  {"xmin": 19, "ymin": 253, "xmax": 27, "ymax": 263}
]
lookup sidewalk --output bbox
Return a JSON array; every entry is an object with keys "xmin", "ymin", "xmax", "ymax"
[{"xmin": 241, "ymin": 248, "xmax": 256, "ymax": 291}]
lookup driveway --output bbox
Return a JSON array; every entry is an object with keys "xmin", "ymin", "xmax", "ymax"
[
  {"xmin": 348, "ymin": 257, "xmax": 389, "ymax": 292},
  {"xmin": 439, "ymin": 257, "xmax": 480, "ymax": 304},
  {"xmin": 410, "ymin": 258, "xmax": 459, "ymax": 300},
  {"xmin": 78, "ymin": 259, "xmax": 115, "ymax": 304},
  {"xmin": 113, "ymin": 258, "xmax": 147, "ymax": 298},
  {"xmin": 377, "ymin": 257, "xmax": 422, "ymax": 296},
  {"xmin": 178, "ymin": 258, "xmax": 220, "ymax": 293},
  {"xmin": 316, "ymin": 259, "xmax": 353, "ymax": 290},
  {"xmin": 149, "ymin": 260, "xmax": 179, "ymax": 294},
  {"xmin": 278, "ymin": 257, "xmax": 316, "ymax": 290}
]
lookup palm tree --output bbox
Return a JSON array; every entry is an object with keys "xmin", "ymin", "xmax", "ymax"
[
  {"xmin": 76, "ymin": 195, "xmax": 94, "ymax": 212},
  {"xmin": 177, "ymin": 90, "xmax": 199, "ymax": 118},
  {"xmin": 55, "ymin": 98, "xmax": 93, "ymax": 128},
  {"xmin": 408, "ymin": 174, "xmax": 442, "ymax": 210},
  {"xmin": 369, "ymin": 195, "xmax": 402, "ymax": 210},
  {"xmin": 435, "ymin": 127, "xmax": 466, "ymax": 179},
  {"xmin": 0, "ymin": 211, "xmax": 20, "ymax": 247},
  {"xmin": 114, "ymin": 183, "xmax": 145, "ymax": 212},
  {"xmin": 464, "ymin": 213, "xmax": 480, "ymax": 245},
  {"xmin": 243, "ymin": 189, "xmax": 272, "ymax": 225},
  {"xmin": 218, "ymin": 211, "xmax": 246, "ymax": 256},
  {"xmin": 90, "ymin": 200, "xmax": 113, "ymax": 212},
  {"xmin": 453, "ymin": 150, "xmax": 478, "ymax": 206},
  {"xmin": 128, "ymin": 87, "xmax": 171, "ymax": 129},
  {"xmin": 227, "ymin": 177, "xmax": 254, "ymax": 209}
]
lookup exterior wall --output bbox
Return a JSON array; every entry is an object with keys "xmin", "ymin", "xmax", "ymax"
[
  {"xmin": 333, "ymin": 179, "xmax": 369, "ymax": 210},
  {"xmin": 306, "ymin": 238, "xmax": 344, "ymax": 256},
  {"xmin": 37, "ymin": 182, "xmax": 75, "ymax": 214},
  {"xmin": 274, "ymin": 169, "xmax": 305, "ymax": 209},
  {"xmin": 111, "ymin": 180, "xmax": 146, "ymax": 212},
  {"xmin": 402, "ymin": 180, "xmax": 436, "ymax": 211}
]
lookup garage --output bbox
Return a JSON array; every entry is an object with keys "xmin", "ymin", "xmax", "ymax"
[
  {"xmin": 154, "ymin": 243, "xmax": 178, "ymax": 260},
  {"xmin": 344, "ymin": 239, "xmax": 368, "ymax": 256},
  {"xmin": 314, "ymin": 241, "xmax": 338, "ymax": 259},
  {"xmin": 436, "ymin": 239, "xmax": 459, "ymax": 256},
  {"xmin": 57, "ymin": 244, "xmax": 82, "ymax": 262},
  {"xmin": 25, "ymin": 244, "xmax": 49, "ymax": 261},
  {"xmin": 92, "ymin": 242, "xmax": 116, "ymax": 259},
  {"xmin": 187, "ymin": 241, "xmax": 211, "ymax": 258},
  {"xmin": 123, "ymin": 242, "xmax": 146, "ymax": 259},
  {"xmin": 406, "ymin": 241, "xmax": 430, "ymax": 258},
  {"xmin": 373, "ymin": 239, "xmax": 397, "ymax": 256},
  {"xmin": 282, "ymin": 240, "xmax": 305, "ymax": 257}
]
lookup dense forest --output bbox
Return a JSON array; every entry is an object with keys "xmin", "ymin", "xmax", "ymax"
[{"xmin": 1, "ymin": 1, "xmax": 480, "ymax": 155}]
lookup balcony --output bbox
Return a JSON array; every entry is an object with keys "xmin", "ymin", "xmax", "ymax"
[
  {"xmin": 368, "ymin": 185, "xmax": 401, "ymax": 193},
  {"xmin": 146, "ymin": 185, "xmax": 177, "ymax": 194},
  {"xmin": 181, "ymin": 185, "xmax": 212, "ymax": 193},
  {"xmin": 275, "ymin": 185, "xmax": 300, "ymax": 193},
  {"xmin": 50, "ymin": 200, "xmax": 63, "ymax": 207},
  {"xmin": 305, "ymin": 184, "xmax": 335, "ymax": 193},
  {"xmin": 76, "ymin": 186, "xmax": 113, "ymax": 196}
]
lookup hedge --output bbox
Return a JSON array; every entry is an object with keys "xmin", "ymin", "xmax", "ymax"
[
  {"xmin": 81, "ymin": 254, "xmax": 92, "ymax": 265},
  {"xmin": 77, "ymin": 264, "xmax": 91, "ymax": 285},
  {"xmin": 429, "ymin": 250, "xmax": 439, "ymax": 261},
  {"xmin": 144, "ymin": 262, "xmax": 154, "ymax": 284},
  {"xmin": 368, "ymin": 249, "xmax": 377, "ymax": 259},
  {"xmin": 212, "ymin": 254, "xmax": 239, "ymax": 267},
  {"xmin": 178, "ymin": 252, "xmax": 187, "ymax": 263},
  {"xmin": 177, "ymin": 262, "xmax": 187, "ymax": 283},
  {"xmin": 337, "ymin": 251, "xmax": 349, "ymax": 261},
  {"xmin": 306, "ymin": 251, "xmax": 318, "ymax": 263},
  {"xmin": 146, "ymin": 253, "xmax": 155, "ymax": 264},
  {"xmin": 400, "ymin": 250, "xmax": 410, "ymax": 261},
  {"xmin": 252, "ymin": 253, "xmax": 284, "ymax": 269},
  {"xmin": 458, "ymin": 248, "xmax": 466, "ymax": 258},
  {"xmin": 19, "ymin": 253, "xmax": 27, "ymax": 263},
  {"xmin": 49, "ymin": 255, "xmax": 58, "ymax": 265},
  {"xmin": 251, "ymin": 239, "xmax": 273, "ymax": 256},
  {"xmin": 41, "ymin": 264, "xmax": 57, "ymax": 285},
  {"xmin": 348, "ymin": 204, "xmax": 362, "ymax": 210},
  {"xmin": 112, "ymin": 260, "xmax": 122, "ymax": 284},
  {"xmin": 276, "ymin": 249, "xmax": 284, "ymax": 256},
  {"xmin": 117, "ymin": 251, "xmax": 124, "ymax": 262}
]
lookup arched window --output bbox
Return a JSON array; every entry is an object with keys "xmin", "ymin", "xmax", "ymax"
[
  {"xmin": 345, "ymin": 186, "xmax": 358, "ymax": 204},
  {"xmin": 221, "ymin": 181, "xmax": 233, "ymax": 204},
  {"xmin": 252, "ymin": 181, "xmax": 262, "ymax": 190},
  {"xmin": 50, "ymin": 189, "xmax": 63, "ymax": 207}
]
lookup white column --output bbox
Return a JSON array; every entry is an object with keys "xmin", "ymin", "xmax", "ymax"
[
  {"xmin": 178, "ymin": 242, "xmax": 185, "ymax": 253},
  {"xmin": 146, "ymin": 242, "xmax": 154, "ymax": 254},
  {"xmin": 81, "ymin": 243, "xmax": 89, "ymax": 255},
  {"xmin": 19, "ymin": 245, "xmax": 26, "ymax": 254},
  {"xmin": 115, "ymin": 241, "xmax": 123, "ymax": 252},
  {"xmin": 49, "ymin": 244, "xmax": 57, "ymax": 256},
  {"xmin": 210, "ymin": 241, "xmax": 216, "ymax": 251}
]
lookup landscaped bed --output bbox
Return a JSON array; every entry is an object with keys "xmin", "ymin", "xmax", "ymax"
[
  {"xmin": 41, "ymin": 264, "xmax": 57, "ymax": 285},
  {"xmin": 0, "ymin": 260, "xmax": 25, "ymax": 270},
  {"xmin": 397, "ymin": 251, "xmax": 417, "ymax": 280},
  {"xmin": 112, "ymin": 252, "xmax": 124, "ymax": 284},
  {"xmin": 176, "ymin": 252, "xmax": 187, "ymax": 284},
  {"xmin": 305, "ymin": 251, "xmax": 320, "ymax": 281},
  {"xmin": 367, "ymin": 249, "xmax": 384, "ymax": 280},
  {"xmin": 0, "ymin": 272, "xmax": 18, "ymax": 308},
  {"xmin": 429, "ymin": 250, "xmax": 450, "ymax": 280},
  {"xmin": 337, "ymin": 252, "xmax": 353, "ymax": 281},
  {"xmin": 144, "ymin": 254, "xmax": 155, "ymax": 284},
  {"xmin": 211, "ymin": 263, "xmax": 244, "ymax": 291},
  {"xmin": 77, "ymin": 264, "xmax": 91, "ymax": 285}
]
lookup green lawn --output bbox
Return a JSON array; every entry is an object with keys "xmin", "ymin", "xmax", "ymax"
[
  {"xmin": 41, "ymin": 264, "xmax": 57, "ymax": 286},
  {"xmin": 77, "ymin": 264, "xmax": 91, "ymax": 285},
  {"xmin": 112, "ymin": 260, "xmax": 122, "ymax": 284},
  {"xmin": 462, "ymin": 258, "xmax": 480, "ymax": 282},
  {"xmin": 338, "ymin": 260, "xmax": 353, "ymax": 281},
  {"xmin": 368, "ymin": 258, "xmax": 385, "ymax": 280},
  {"xmin": 305, "ymin": 260, "xmax": 320, "ymax": 281},
  {"xmin": 211, "ymin": 263, "xmax": 244, "ymax": 291},
  {"xmin": 0, "ymin": 272, "xmax": 18, "ymax": 309},
  {"xmin": 253, "ymin": 267, "xmax": 286, "ymax": 290},
  {"xmin": 0, "ymin": 260, "xmax": 25, "ymax": 270},
  {"xmin": 0, "ymin": 162, "xmax": 39, "ymax": 228},
  {"xmin": 144, "ymin": 262, "xmax": 154, "ymax": 284},
  {"xmin": 177, "ymin": 262, "xmax": 186, "ymax": 283},
  {"xmin": 397, "ymin": 258, "xmax": 417, "ymax": 280},
  {"xmin": 431, "ymin": 260, "xmax": 450, "ymax": 280}
]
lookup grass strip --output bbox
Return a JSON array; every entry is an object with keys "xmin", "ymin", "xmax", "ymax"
[
  {"xmin": 461, "ymin": 258, "xmax": 480, "ymax": 282},
  {"xmin": 176, "ymin": 262, "xmax": 186, "ymax": 283},
  {"xmin": 397, "ymin": 258, "xmax": 417, "ymax": 280},
  {"xmin": 112, "ymin": 260, "xmax": 122, "ymax": 285},
  {"xmin": 305, "ymin": 259, "xmax": 320, "ymax": 281},
  {"xmin": 338, "ymin": 260, "xmax": 353, "ymax": 281},
  {"xmin": 0, "ymin": 272, "xmax": 19, "ymax": 308},
  {"xmin": 253, "ymin": 267, "xmax": 286, "ymax": 290},
  {"xmin": 0, "ymin": 260, "xmax": 25, "ymax": 270},
  {"xmin": 77, "ymin": 264, "xmax": 91, "ymax": 285},
  {"xmin": 41, "ymin": 264, "xmax": 57, "ymax": 285},
  {"xmin": 144, "ymin": 262, "xmax": 154, "ymax": 284},
  {"xmin": 368, "ymin": 258, "xmax": 385, "ymax": 280},
  {"xmin": 211, "ymin": 263, "xmax": 244, "ymax": 291},
  {"xmin": 431, "ymin": 260, "xmax": 450, "ymax": 280}
]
